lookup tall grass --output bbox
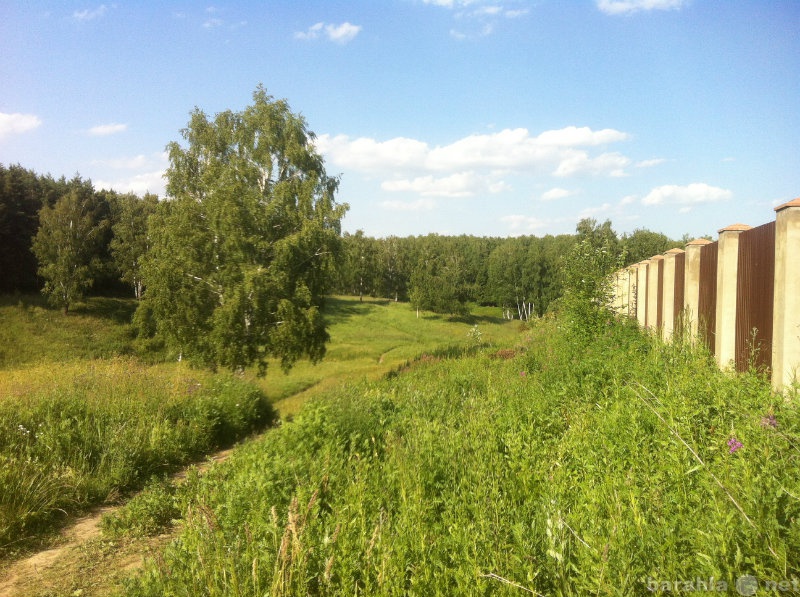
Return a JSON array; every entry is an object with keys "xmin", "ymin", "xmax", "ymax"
[
  {"xmin": 122, "ymin": 316, "xmax": 800, "ymax": 596},
  {"xmin": 0, "ymin": 294, "xmax": 511, "ymax": 556},
  {"xmin": 0, "ymin": 359, "xmax": 275, "ymax": 553}
]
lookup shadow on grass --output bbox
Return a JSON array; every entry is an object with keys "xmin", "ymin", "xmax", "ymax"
[
  {"xmin": 322, "ymin": 296, "xmax": 393, "ymax": 326},
  {"xmin": 72, "ymin": 297, "xmax": 138, "ymax": 325}
]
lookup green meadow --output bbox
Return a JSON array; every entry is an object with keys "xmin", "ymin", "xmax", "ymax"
[
  {"xmin": 0, "ymin": 294, "xmax": 514, "ymax": 556},
  {"xmin": 117, "ymin": 314, "xmax": 800, "ymax": 596}
]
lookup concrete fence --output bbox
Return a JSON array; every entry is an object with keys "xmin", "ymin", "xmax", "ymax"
[{"xmin": 611, "ymin": 198, "xmax": 800, "ymax": 392}]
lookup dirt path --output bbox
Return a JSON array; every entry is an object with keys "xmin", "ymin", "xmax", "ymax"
[{"xmin": 0, "ymin": 447, "xmax": 234, "ymax": 597}]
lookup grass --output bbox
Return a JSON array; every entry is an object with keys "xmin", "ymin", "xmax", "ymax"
[
  {"xmin": 117, "ymin": 315, "xmax": 800, "ymax": 596},
  {"xmin": 0, "ymin": 295, "xmax": 139, "ymax": 367},
  {"xmin": 0, "ymin": 294, "xmax": 515, "ymax": 560},
  {"xmin": 255, "ymin": 296, "xmax": 521, "ymax": 418}
]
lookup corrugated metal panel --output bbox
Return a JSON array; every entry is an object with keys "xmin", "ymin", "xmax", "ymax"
[
  {"xmin": 673, "ymin": 252, "xmax": 685, "ymax": 331},
  {"xmin": 735, "ymin": 221, "xmax": 775, "ymax": 373},
  {"xmin": 698, "ymin": 242, "xmax": 718, "ymax": 354}
]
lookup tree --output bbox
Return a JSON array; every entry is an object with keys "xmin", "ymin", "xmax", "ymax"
[
  {"xmin": 409, "ymin": 238, "xmax": 469, "ymax": 317},
  {"xmin": 138, "ymin": 86, "xmax": 348, "ymax": 374},
  {"xmin": 110, "ymin": 192, "xmax": 158, "ymax": 299},
  {"xmin": 620, "ymin": 228, "xmax": 682, "ymax": 266},
  {"xmin": 32, "ymin": 187, "xmax": 108, "ymax": 313},
  {"xmin": 0, "ymin": 164, "xmax": 42, "ymax": 293},
  {"xmin": 559, "ymin": 219, "xmax": 620, "ymax": 338}
]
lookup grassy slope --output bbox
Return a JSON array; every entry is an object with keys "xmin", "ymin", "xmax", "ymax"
[
  {"xmin": 0, "ymin": 294, "xmax": 515, "ymax": 561},
  {"xmin": 121, "ymin": 317, "xmax": 800, "ymax": 596},
  {"xmin": 256, "ymin": 296, "xmax": 520, "ymax": 418}
]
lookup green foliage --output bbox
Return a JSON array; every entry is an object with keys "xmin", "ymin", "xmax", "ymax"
[
  {"xmin": 409, "ymin": 249, "xmax": 470, "ymax": 316},
  {"xmin": 559, "ymin": 218, "xmax": 621, "ymax": 339},
  {"xmin": 120, "ymin": 316, "xmax": 800, "ymax": 596},
  {"xmin": 100, "ymin": 475, "xmax": 183, "ymax": 538},
  {"xmin": 0, "ymin": 295, "xmax": 138, "ymax": 367},
  {"xmin": 0, "ymin": 360, "xmax": 275, "ymax": 552},
  {"xmin": 32, "ymin": 187, "xmax": 109, "ymax": 313},
  {"xmin": 138, "ymin": 86, "xmax": 347, "ymax": 374},
  {"xmin": 621, "ymin": 227, "xmax": 684, "ymax": 265},
  {"xmin": 110, "ymin": 192, "xmax": 159, "ymax": 299}
]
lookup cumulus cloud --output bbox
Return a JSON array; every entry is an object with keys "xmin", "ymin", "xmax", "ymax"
[
  {"xmin": 317, "ymin": 126, "xmax": 631, "ymax": 203},
  {"xmin": 636, "ymin": 158, "xmax": 666, "ymax": 168},
  {"xmin": 295, "ymin": 22, "xmax": 361, "ymax": 44},
  {"xmin": 501, "ymin": 214, "xmax": 549, "ymax": 234},
  {"xmin": 641, "ymin": 183, "xmax": 732, "ymax": 206},
  {"xmin": 0, "ymin": 112, "xmax": 42, "ymax": 138},
  {"xmin": 95, "ymin": 170, "xmax": 166, "ymax": 196},
  {"xmin": 73, "ymin": 4, "xmax": 107, "ymax": 21},
  {"xmin": 597, "ymin": 0, "xmax": 687, "ymax": 15},
  {"xmin": 88, "ymin": 123, "xmax": 127, "ymax": 136},
  {"xmin": 382, "ymin": 171, "xmax": 509, "ymax": 198},
  {"xmin": 381, "ymin": 198, "xmax": 437, "ymax": 211},
  {"xmin": 541, "ymin": 187, "xmax": 575, "ymax": 201}
]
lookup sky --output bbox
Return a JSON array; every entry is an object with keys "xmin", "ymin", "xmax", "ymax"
[{"xmin": 1, "ymin": 1, "xmax": 799, "ymax": 240}]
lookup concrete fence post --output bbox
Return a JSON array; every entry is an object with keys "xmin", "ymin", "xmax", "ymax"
[
  {"xmin": 628, "ymin": 265, "xmax": 638, "ymax": 318},
  {"xmin": 636, "ymin": 261, "xmax": 648, "ymax": 327},
  {"xmin": 715, "ymin": 224, "xmax": 752, "ymax": 369},
  {"xmin": 647, "ymin": 255, "xmax": 664, "ymax": 330},
  {"xmin": 772, "ymin": 198, "xmax": 800, "ymax": 391},
  {"xmin": 684, "ymin": 239, "xmax": 712, "ymax": 341},
  {"xmin": 662, "ymin": 248, "xmax": 685, "ymax": 341}
]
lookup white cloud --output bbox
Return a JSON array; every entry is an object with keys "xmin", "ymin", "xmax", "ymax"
[
  {"xmin": 88, "ymin": 123, "xmax": 127, "ymax": 136},
  {"xmin": 541, "ymin": 187, "xmax": 575, "ymax": 201},
  {"xmin": 95, "ymin": 170, "xmax": 166, "ymax": 196},
  {"xmin": 636, "ymin": 158, "xmax": 666, "ymax": 168},
  {"xmin": 318, "ymin": 126, "xmax": 632, "ymax": 204},
  {"xmin": 73, "ymin": 4, "xmax": 107, "ymax": 21},
  {"xmin": 501, "ymin": 214, "xmax": 548, "ymax": 234},
  {"xmin": 381, "ymin": 198, "xmax": 437, "ymax": 211},
  {"xmin": 325, "ymin": 22, "xmax": 362, "ymax": 44},
  {"xmin": 579, "ymin": 202, "xmax": 613, "ymax": 218},
  {"xmin": 315, "ymin": 134, "xmax": 429, "ymax": 172},
  {"xmin": 382, "ymin": 171, "xmax": 508, "ymax": 198},
  {"xmin": 0, "ymin": 112, "xmax": 42, "ymax": 138},
  {"xmin": 597, "ymin": 0, "xmax": 687, "ymax": 16},
  {"xmin": 203, "ymin": 18, "xmax": 223, "ymax": 28},
  {"xmin": 642, "ymin": 183, "xmax": 732, "ymax": 206},
  {"xmin": 295, "ymin": 22, "xmax": 361, "ymax": 44},
  {"xmin": 553, "ymin": 151, "xmax": 630, "ymax": 178}
]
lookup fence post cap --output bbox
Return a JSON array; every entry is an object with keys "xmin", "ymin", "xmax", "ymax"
[
  {"xmin": 774, "ymin": 197, "xmax": 800, "ymax": 212},
  {"xmin": 718, "ymin": 223, "xmax": 752, "ymax": 233},
  {"xmin": 686, "ymin": 238, "xmax": 713, "ymax": 246},
  {"xmin": 664, "ymin": 248, "xmax": 685, "ymax": 255},
  {"xmin": 650, "ymin": 254, "xmax": 665, "ymax": 261}
]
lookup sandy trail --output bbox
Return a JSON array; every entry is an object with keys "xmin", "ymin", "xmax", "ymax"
[{"xmin": 0, "ymin": 447, "xmax": 234, "ymax": 597}]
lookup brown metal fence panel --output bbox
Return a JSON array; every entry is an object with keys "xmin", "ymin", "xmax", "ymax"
[
  {"xmin": 673, "ymin": 252, "xmax": 685, "ymax": 331},
  {"xmin": 735, "ymin": 221, "xmax": 775, "ymax": 373},
  {"xmin": 698, "ymin": 242, "xmax": 718, "ymax": 354}
]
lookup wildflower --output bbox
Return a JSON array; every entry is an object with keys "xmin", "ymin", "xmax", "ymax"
[
  {"xmin": 760, "ymin": 414, "xmax": 778, "ymax": 429},
  {"xmin": 520, "ymin": 371, "xmax": 527, "ymax": 377},
  {"xmin": 727, "ymin": 437, "xmax": 743, "ymax": 454}
]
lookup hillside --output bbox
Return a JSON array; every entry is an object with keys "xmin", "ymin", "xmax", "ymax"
[{"xmin": 116, "ymin": 316, "xmax": 799, "ymax": 595}]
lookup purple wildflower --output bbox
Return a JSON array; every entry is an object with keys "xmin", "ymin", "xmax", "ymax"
[
  {"xmin": 760, "ymin": 414, "xmax": 778, "ymax": 429},
  {"xmin": 519, "ymin": 371, "xmax": 527, "ymax": 377},
  {"xmin": 727, "ymin": 437, "xmax": 743, "ymax": 454}
]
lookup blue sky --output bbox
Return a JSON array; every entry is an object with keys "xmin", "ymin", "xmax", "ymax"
[{"xmin": 1, "ymin": 1, "xmax": 798, "ymax": 240}]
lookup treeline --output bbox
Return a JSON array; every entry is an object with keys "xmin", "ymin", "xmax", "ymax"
[
  {"xmin": 0, "ymin": 163, "xmax": 157, "ymax": 303},
  {"xmin": 332, "ymin": 219, "xmax": 685, "ymax": 318},
  {"xmin": 1, "ymin": 162, "xmax": 685, "ymax": 319}
]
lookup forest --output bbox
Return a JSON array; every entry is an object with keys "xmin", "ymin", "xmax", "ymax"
[{"xmin": 0, "ymin": 162, "xmax": 684, "ymax": 328}]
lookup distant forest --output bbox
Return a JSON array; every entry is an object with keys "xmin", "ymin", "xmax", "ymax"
[{"xmin": 0, "ymin": 163, "xmax": 686, "ymax": 318}]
